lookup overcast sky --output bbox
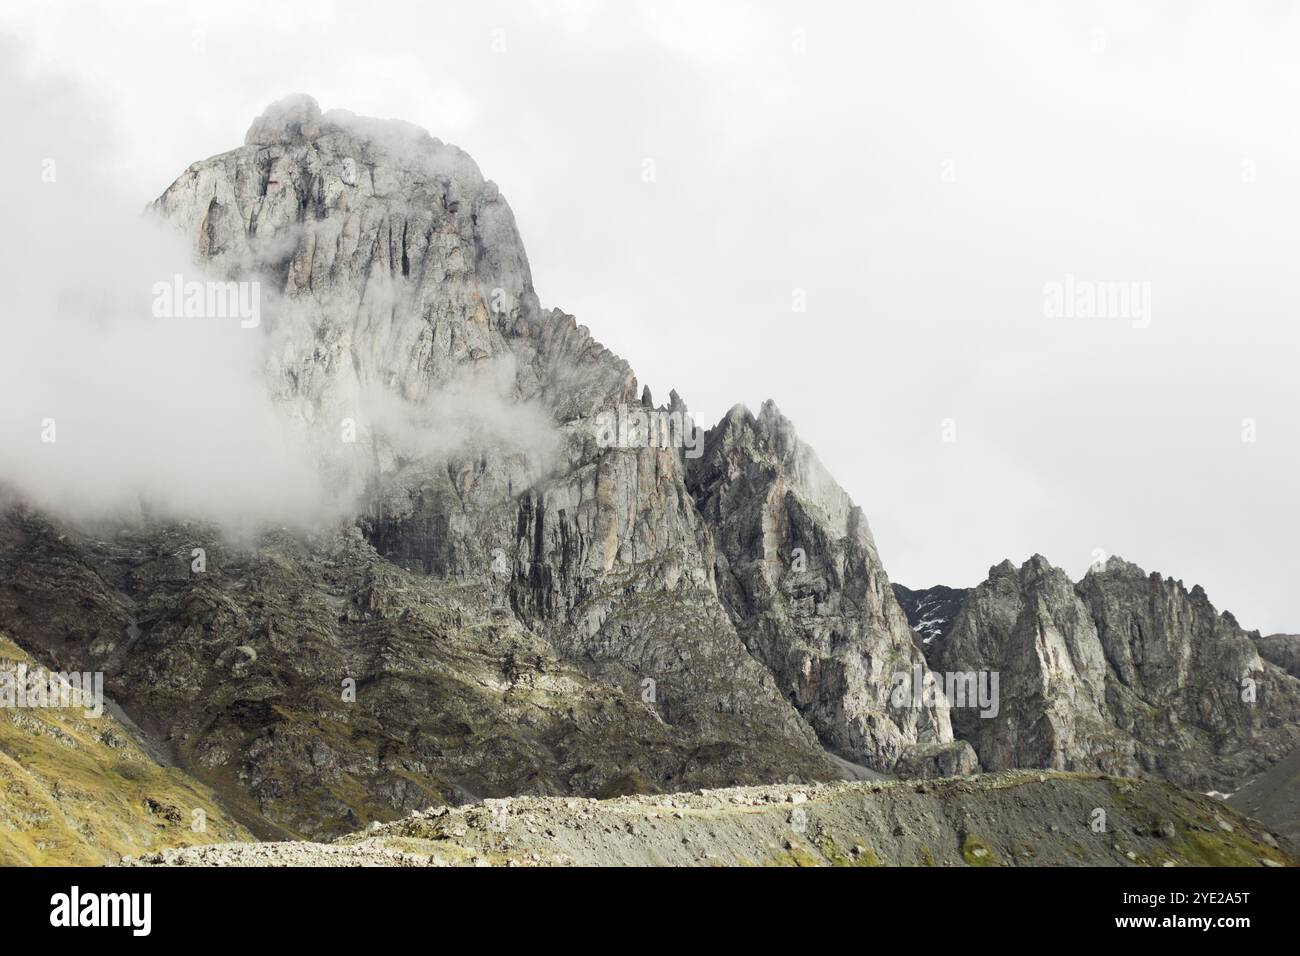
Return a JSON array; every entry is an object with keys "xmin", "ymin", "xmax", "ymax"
[{"xmin": 3, "ymin": 0, "xmax": 1297, "ymax": 633}]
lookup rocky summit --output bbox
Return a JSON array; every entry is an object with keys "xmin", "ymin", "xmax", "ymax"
[
  {"xmin": 939, "ymin": 556, "xmax": 1300, "ymax": 793},
  {"xmin": 0, "ymin": 96, "xmax": 963, "ymax": 848},
  {"xmin": 1, "ymin": 96, "xmax": 1297, "ymax": 865},
  {"xmin": 686, "ymin": 401, "xmax": 972, "ymax": 777}
]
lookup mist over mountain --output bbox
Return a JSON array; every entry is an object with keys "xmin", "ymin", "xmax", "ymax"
[
  {"xmin": 0, "ymin": 60, "xmax": 334, "ymax": 531},
  {"xmin": 0, "ymin": 85, "xmax": 1297, "ymax": 870},
  {"xmin": 5, "ymin": 4, "xmax": 1300, "ymax": 636}
]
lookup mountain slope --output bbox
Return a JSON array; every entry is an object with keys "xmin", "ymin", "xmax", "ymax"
[
  {"xmin": 122, "ymin": 771, "xmax": 1295, "ymax": 868},
  {"xmin": 5, "ymin": 96, "xmax": 918, "ymax": 840},
  {"xmin": 1228, "ymin": 745, "xmax": 1300, "ymax": 842},
  {"xmin": 0, "ymin": 506, "xmax": 840, "ymax": 841},
  {"xmin": 687, "ymin": 402, "xmax": 972, "ymax": 775},
  {"xmin": 1, "ymin": 95, "xmax": 1295, "ymax": 851},
  {"xmin": 940, "ymin": 556, "xmax": 1300, "ymax": 791},
  {"xmin": 0, "ymin": 635, "xmax": 250, "ymax": 864},
  {"xmin": 1256, "ymin": 633, "xmax": 1300, "ymax": 679}
]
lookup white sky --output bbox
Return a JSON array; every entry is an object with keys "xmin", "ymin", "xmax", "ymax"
[{"xmin": 2, "ymin": 0, "xmax": 1297, "ymax": 633}]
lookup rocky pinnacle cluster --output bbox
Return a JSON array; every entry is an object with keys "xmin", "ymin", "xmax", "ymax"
[{"xmin": 0, "ymin": 97, "xmax": 1296, "ymax": 847}]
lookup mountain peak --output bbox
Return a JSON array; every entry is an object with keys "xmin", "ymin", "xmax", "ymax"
[
  {"xmin": 244, "ymin": 93, "xmax": 322, "ymax": 146},
  {"xmin": 1085, "ymin": 554, "xmax": 1147, "ymax": 578}
]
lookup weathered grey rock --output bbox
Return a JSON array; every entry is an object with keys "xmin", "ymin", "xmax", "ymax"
[
  {"xmin": 893, "ymin": 740, "xmax": 980, "ymax": 779},
  {"xmin": 1077, "ymin": 558, "xmax": 1300, "ymax": 787},
  {"xmin": 941, "ymin": 555, "xmax": 1300, "ymax": 790},
  {"xmin": 149, "ymin": 96, "xmax": 831, "ymax": 761},
  {"xmin": 152, "ymin": 93, "xmax": 554, "ymax": 504},
  {"xmin": 0, "ymin": 96, "xmax": 861, "ymax": 839},
  {"xmin": 1256, "ymin": 633, "xmax": 1300, "ymax": 679},
  {"xmin": 243, "ymin": 93, "xmax": 322, "ymax": 146},
  {"xmin": 686, "ymin": 401, "xmax": 966, "ymax": 775},
  {"xmin": 940, "ymin": 556, "xmax": 1118, "ymax": 774},
  {"xmin": 150, "ymin": 104, "xmax": 817, "ymax": 773}
]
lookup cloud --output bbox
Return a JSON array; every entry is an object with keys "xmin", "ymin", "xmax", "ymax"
[
  {"xmin": 363, "ymin": 355, "xmax": 561, "ymax": 474},
  {"xmin": 0, "ymin": 51, "xmax": 559, "ymax": 533},
  {"xmin": 0, "ymin": 48, "xmax": 328, "ymax": 529},
  {"xmin": 1, "ymin": 5, "xmax": 1298, "ymax": 631}
]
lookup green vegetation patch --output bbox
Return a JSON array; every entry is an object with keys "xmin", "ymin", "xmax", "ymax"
[{"xmin": 961, "ymin": 834, "xmax": 999, "ymax": 867}]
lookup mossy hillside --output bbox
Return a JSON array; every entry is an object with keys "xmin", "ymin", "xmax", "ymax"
[
  {"xmin": 961, "ymin": 834, "xmax": 998, "ymax": 866},
  {"xmin": 0, "ymin": 513, "xmax": 837, "ymax": 842},
  {"xmin": 0, "ymin": 636, "xmax": 250, "ymax": 865}
]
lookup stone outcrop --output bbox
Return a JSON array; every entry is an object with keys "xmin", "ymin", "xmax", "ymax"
[
  {"xmin": 1077, "ymin": 558, "xmax": 1300, "ymax": 785},
  {"xmin": 940, "ymin": 555, "xmax": 1300, "ymax": 790},
  {"xmin": 1, "ymin": 95, "xmax": 912, "ymax": 838},
  {"xmin": 1256, "ymin": 633, "xmax": 1300, "ymax": 679},
  {"xmin": 939, "ymin": 557, "xmax": 1118, "ymax": 774},
  {"xmin": 686, "ymin": 401, "xmax": 973, "ymax": 776}
]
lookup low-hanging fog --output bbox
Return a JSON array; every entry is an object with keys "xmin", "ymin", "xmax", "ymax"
[
  {"xmin": 1, "ymin": 2, "xmax": 1297, "ymax": 633},
  {"xmin": 0, "ymin": 46, "xmax": 559, "ymax": 533}
]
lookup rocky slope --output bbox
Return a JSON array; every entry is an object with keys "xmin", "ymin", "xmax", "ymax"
[
  {"xmin": 686, "ymin": 402, "xmax": 972, "ymax": 776},
  {"xmin": 0, "ymin": 95, "xmax": 976, "ymax": 842},
  {"xmin": 1228, "ymin": 745, "xmax": 1300, "ymax": 842},
  {"xmin": 122, "ymin": 771, "xmax": 1294, "ymax": 867},
  {"xmin": 940, "ymin": 556, "xmax": 1300, "ymax": 791},
  {"xmin": 0, "ymin": 504, "xmax": 838, "ymax": 841},
  {"xmin": 892, "ymin": 583, "xmax": 969, "ymax": 662},
  {"xmin": 0, "ymin": 635, "xmax": 249, "ymax": 864},
  {"xmin": 1256, "ymin": 634, "xmax": 1300, "ymax": 679},
  {"xmin": 1, "ymin": 95, "xmax": 1296, "ymax": 853}
]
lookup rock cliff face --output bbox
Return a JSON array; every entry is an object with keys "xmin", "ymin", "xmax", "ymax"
[
  {"xmin": 939, "ymin": 557, "xmax": 1117, "ymax": 774},
  {"xmin": 1, "ymin": 95, "xmax": 1294, "ymax": 846},
  {"xmin": 1256, "ymin": 634, "xmax": 1300, "ymax": 679},
  {"xmin": 686, "ymin": 402, "xmax": 972, "ymax": 776},
  {"xmin": 145, "ymin": 96, "xmax": 967, "ymax": 786},
  {"xmin": 940, "ymin": 556, "xmax": 1300, "ymax": 790},
  {"xmin": 0, "ymin": 95, "xmax": 976, "ymax": 838},
  {"xmin": 148, "ymin": 96, "xmax": 847, "ymax": 799},
  {"xmin": 1077, "ymin": 559, "xmax": 1300, "ymax": 785}
]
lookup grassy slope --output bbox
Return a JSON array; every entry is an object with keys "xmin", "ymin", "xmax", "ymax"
[{"xmin": 0, "ymin": 636, "xmax": 250, "ymax": 865}]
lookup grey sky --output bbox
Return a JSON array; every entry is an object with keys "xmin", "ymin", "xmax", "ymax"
[{"xmin": 2, "ymin": 0, "xmax": 1296, "ymax": 632}]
